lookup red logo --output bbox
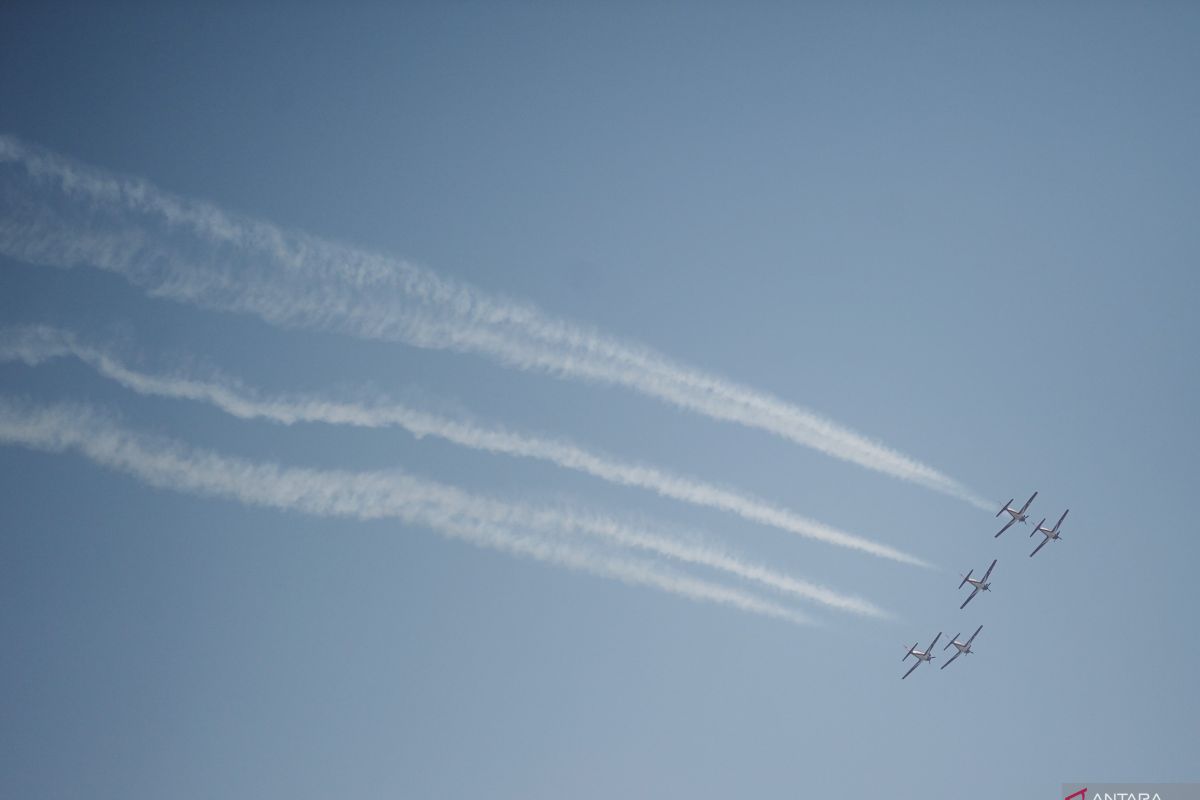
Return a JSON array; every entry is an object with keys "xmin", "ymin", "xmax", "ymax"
[{"xmin": 1065, "ymin": 790, "xmax": 1087, "ymax": 800}]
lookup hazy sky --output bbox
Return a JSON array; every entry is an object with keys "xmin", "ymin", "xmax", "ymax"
[{"xmin": 2, "ymin": 3, "xmax": 1198, "ymax": 798}]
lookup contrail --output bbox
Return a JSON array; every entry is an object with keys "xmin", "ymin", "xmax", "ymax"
[
  {"xmin": 0, "ymin": 324, "xmax": 930, "ymax": 568},
  {"xmin": 0, "ymin": 397, "xmax": 889, "ymax": 620},
  {"xmin": 0, "ymin": 135, "xmax": 992, "ymax": 509}
]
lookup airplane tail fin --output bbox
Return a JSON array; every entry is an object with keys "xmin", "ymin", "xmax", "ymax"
[
  {"xmin": 1031, "ymin": 518, "xmax": 1045, "ymax": 537},
  {"xmin": 958, "ymin": 570, "xmax": 972, "ymax": 589},
  {"xmin": 944, "ymin": 635, "xmax": 958, "ymax": 651},
  {"xmin": 996, "ymin": 498, "xmax": 1013, "ymax": 518},
  {"xmin": 903, "ymin": 643, "xmax": 916, "ymax": 661}
]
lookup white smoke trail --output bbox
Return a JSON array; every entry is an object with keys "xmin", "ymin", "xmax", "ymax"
[
  {"xmin": 0, "ymin": 397, "xmax": 890, "ymax": 620},
  {"xmin": 0, "ymin": 135, "xmax": 992, "ymax": 510},
  {"xmin": 0, "ymin": 324, "xmax": 929, "ymax": 568}
]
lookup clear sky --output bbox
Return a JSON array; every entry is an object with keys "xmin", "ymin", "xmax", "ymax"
[{"xmin": 1, "ymin": 3, "xmax": 1198, "ymax": 798}]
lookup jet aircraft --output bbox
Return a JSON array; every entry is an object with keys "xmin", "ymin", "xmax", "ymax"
[
  {"xmin": 994, "ymin": 491, "xmax": 1038, "ymax": 537},
  {"xmin": 941, "ymin": 625, "xmax": 983, "ymax": 670},
  {"xmin": 958, "ymin": 559, "xmax": 997, "ymax": 610},
  {"xmin": 1030, "ymin": 509, "xmax": 1069, "ymax": 557},
  {"xmin": 902, "ymin": 631, "xmax": 943, "ymax": 679}
]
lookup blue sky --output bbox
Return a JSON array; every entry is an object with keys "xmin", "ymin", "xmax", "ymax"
[{"xmin": 1, "ymin": 3, "xmax": 1198, "ymax": 798}]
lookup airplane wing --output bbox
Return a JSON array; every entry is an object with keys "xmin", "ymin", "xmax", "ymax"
[
  {"xmin": 902, "ymin": 660, "xmax": 921, "ymax": 679},
  {"xmin": 996, "ymin": 498, "xmax": 1013, "ymax": 518},
  {"xmin": 1030, "ymin": 536, "xmax": 1051, "ymax": 558},
  {"xmin": 966, "ymin": 624, "xmax": 983, "ymax": 645},
  {"xmin": 1019, "ymin": 491, "xmax": 1038, "ymax": 514},
  {"xmin": 960, "ymin": 587, "xmax": 981, "ymax": 610},
  {"xmin": 981, "ymin": 559, "xmax": 997, "ymax": 582},
  {"xmin": 927, "ymin": 632, "xmax": 942, "ymax": 652},
  {"xmin": 940, "ymin": 650, "xmax": 962, "ymax": 670},
  {"xmin": 994, "ymin": 516, "xmax": 1017, "ymax": 537},
  {"xmin": 1054, "ymin": 509, "xmax": 1070, "ymax": 532}
]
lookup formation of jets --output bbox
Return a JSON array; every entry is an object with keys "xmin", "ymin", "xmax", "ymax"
[{"xmin": 902, "ymin": 490, "xmax": 1073, "ymax": 679}]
